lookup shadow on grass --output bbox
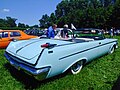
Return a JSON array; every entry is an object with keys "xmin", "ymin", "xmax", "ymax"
[
  {"xmin": 4, "ymin": 63, "xmax": 70, "ymax": 89},
  {"xmin": 112, "ymin": 76, "xmax": 120, "ymax": 90}
]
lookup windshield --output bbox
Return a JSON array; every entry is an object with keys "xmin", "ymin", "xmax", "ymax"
[{"xmin": 74, "ymin": 29, "xmax": 105, "ymax": 40}]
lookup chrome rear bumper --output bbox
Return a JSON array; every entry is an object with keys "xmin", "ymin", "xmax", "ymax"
[{"xmin": 4, "ymin": 52, "xmax": 50, "ymax": 80}]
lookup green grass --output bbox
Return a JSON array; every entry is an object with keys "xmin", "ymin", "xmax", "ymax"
[{"xmin": 0, "ymin": 36, "xmax": 120, "ymax": 90}]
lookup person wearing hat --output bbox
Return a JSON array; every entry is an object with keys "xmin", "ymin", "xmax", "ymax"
[{"xmin": 61, "ymin": 24, "xmax": 69, "ymax": 38}]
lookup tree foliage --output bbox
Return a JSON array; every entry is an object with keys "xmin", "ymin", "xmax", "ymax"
[
  {"xmin": 109, "ymin": 0, "xmax": 120, "ymax": 28},
  {"xmin": 6, "ymin": 17, "xmax": 17, "ymax": 27},
  {"xmin": 18, "ymin": 23, "xmax": 26, "ymax": 28},
  {"xmin": 0, "ymin": 17, "xmax": 17, "ymax": 27},
  {"xmin": 39, "ymin": 0, "xmax": 119, "ymax": 29},
  {"xmin": 0, "ymin": 17, "xmax": 30, "ymax": 29}
]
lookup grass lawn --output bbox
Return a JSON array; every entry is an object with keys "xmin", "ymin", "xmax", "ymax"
[{"xmin": 0, "ymin": 36, "xmax": 120, "ymax": 90}]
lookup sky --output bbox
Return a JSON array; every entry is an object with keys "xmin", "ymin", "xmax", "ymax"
[{"xmin": 0, "ymin": 0, "xmax": 62, "ymax": 26}]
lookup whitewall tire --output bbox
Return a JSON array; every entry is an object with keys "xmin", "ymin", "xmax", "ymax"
[{"xmin": 71, "ymin": 60, "xmax": 83, "ymax": 74}]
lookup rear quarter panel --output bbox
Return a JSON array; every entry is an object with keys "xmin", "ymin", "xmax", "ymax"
[{"xmin": 36, "ymin": 40, "xmax": 108, "ymax": 78}]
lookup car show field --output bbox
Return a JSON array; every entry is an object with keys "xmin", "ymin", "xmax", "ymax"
[
  {"xmin": 4, "ymin": 28, "xmax": 118, "ymax": 80},
  {"xmin": 0, "ymin": 35, "xmax": 120, "ymax": 90},
  {"xmin": 1, "ymin": 0, "xmax": 120, "ymax": 89}
]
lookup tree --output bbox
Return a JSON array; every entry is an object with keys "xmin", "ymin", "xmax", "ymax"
[
  {"xmin": 39, "ymin": 14, "xmax": 50, "ymax": 28},
  {"xmin": 6, "ymin": 17, "xmax": 17, "ymax": 27},
  {"xmin": 0, "ymin": 18, "xmax": 9, "ymax": 27},
  {"xmin": 25, "ymin": 24, "xmax": 29, "ymax": 28},
  {"xmin": 0, "ymin": 17, "xmax": 17, "ymax": 28},
  {"xmin": 31, "ymin": 25, "xmax": 39, "ymax": 28},
  {"xmin": 109, "ymin": 0, "xmax": 120, "ymax": 28},
  {"xmin": 39, "ymin": 0, "xmax": 117, "ymax": 28},
  {"xmin": 49, "ymin": 13, "xmax": 57, "ymax": 24},
  {"xmin": 18, "ymin": 23, "xmax": 26, "ymax": 28}
]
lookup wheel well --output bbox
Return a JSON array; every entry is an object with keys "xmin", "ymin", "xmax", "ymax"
[
  {"xmin": 110, "ymin": 44, "xmax": 116, "ymax": 50},
  {"xmin": 113, "ymin": 44, "xmax": 117, "ymax": 49},
  {"xmin": 113, "ymin": 44, "xmax": 115, "ymax": 47},
  {"xmin": 63, "ymin": 59, "xmax": 87, "ymax": 73},
  {"xmin": 72, "ymin": 59, "xmax": 87, "ymax": 66},
  {"xmin": 82, "ymin": 59, "xmax": 87, "ymax": 65}
]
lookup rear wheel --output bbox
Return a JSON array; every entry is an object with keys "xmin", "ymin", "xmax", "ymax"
[{"xmin": 71, "ymin": 60, "xmax": 83, "ymax": 74}]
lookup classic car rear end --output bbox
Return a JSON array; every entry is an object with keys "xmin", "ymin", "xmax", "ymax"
[{"xmin": 4, "ymin": 29, "xmax": 118, "ymax": 80}]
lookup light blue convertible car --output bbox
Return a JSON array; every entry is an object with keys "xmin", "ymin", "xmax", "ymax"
[{"xmin": 4, "ymin": 28, "xmax": 118, "ymax": 80}]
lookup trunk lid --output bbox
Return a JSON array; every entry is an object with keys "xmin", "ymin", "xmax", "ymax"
[{"xmin": 7, "ymin": 39, "xmax": 73, "ymax": 60}]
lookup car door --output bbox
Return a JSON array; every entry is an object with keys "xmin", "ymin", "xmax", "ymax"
[
  {"xmin": 0, "ymin": 32, "xmax": 11, "ymax": 48},
  {"xmin": 97, "ymin": 39, "xmax": 110, "ymax": 56}
]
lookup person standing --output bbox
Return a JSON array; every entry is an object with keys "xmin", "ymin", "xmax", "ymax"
[
  {"xmin": 47, "ymin": 24, "xmax": 57, "ymax": 38},
  {"xmin": 110, "ymin": 27, "xmax": 114, "ymax": 37},
  {"xmin": 61, "ymin": 24, "xmax": 69, "ymax": 38}
]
